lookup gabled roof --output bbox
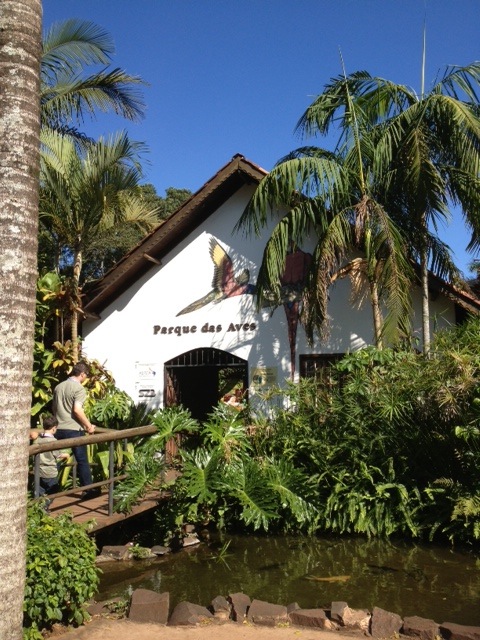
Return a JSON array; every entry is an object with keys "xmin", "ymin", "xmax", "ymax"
[
  {"xmin": 83, "ymin": 152, "xmax": 480, "ymax": 318},
  {"xmin": 83, "ymin": 154, "xmax": 268, "ymax": 315},
  {"xmin": 425, "ymin": 269, "xmax": 480, "ymax": 315}
]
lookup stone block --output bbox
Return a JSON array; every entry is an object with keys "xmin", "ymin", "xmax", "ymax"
[
  {"xmin": 169, "ymin": 601, "xmax": 214, "ymax": 626},
  {"xmin": 371, "ymin": 606, "xmax": 403, "ymax": 638},
  {"xmin": 228, "ymin": 592, "xmax": 251, "ymax": 622},
  {"xmin": 342, "ymin": 606, "xmax": 371, "ymax": 632},
  {"xmin": 440, "ymin": 622, "xmax": 480, "ymax": 640},
  {"xmin": 182, "ymin": 535, "xmax": 200, "ymax": 547},
  {"xmin": 247, "ymin": 599, "xmax": 289, "ymax": 626},
  {"xmin": 128, "ymin": 589, "xmax": 169, "ymax": 625},
  {"xmin": 151, "ymin": 545, "xmax": 171, "ymax": 555},
  {"xmin": 100, "ymin": 545, "xmax": 132, "ymax": 561},
  {"xmin": 289, "ymin": 608, "xmax": 336, "ymax": 630},
  {"xmin": 331, "ymin": 601, "xmax": 349, "ymax": 623},
  {"xmin": 403, "ymin": 615, "xmax": 439, "ymax": 640},
  {"xmin": 211, "ymin": 595, "xmax": 231, "ymax": 620},
  {"xmin": 87, "ymin": 600, "xmax": 112, "ymax": 616}
]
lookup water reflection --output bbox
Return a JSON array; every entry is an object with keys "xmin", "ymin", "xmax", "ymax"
[{"xmin": 97, "ymin": 535, "xmax": 480, "ymax": 626}]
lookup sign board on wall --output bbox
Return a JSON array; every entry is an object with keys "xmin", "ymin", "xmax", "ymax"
[
  {"xmin": 135, "ymin": 362, "xmax": 160, "ymax": 400},
  {"xmin": 250, "ymin": 366, "xmax": 278, "ymax": 389}
]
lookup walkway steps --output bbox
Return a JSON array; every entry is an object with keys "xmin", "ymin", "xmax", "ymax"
[{"xmin": 48, "ymin": 490, "xmax": 163, "ymax": 533}]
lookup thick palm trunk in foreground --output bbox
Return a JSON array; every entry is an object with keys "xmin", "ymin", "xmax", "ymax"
[{"xmin": 0, "ymin": 2, "xmax": 42, "ymax": 638}]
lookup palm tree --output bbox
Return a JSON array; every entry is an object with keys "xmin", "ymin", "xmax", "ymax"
[
  {"xmin": 40, "ymin": 131, "xmax": 160, "ymax": 359},
  {"xmin": 302, "ymin": 66, "xmax": 480, "ymax": 353},
  {"xmin": 237, "ymin": 78, "xmax": 414, "ymax": 349},
  {"xmin": 0, "ymin": 1, "xmax": 42, "ymax": 637},
  {"xmin": 41, "ymin": 18, "xmax": 145, "ymax": 142},
  {"xmin": 38, "ymin": 18, "xmax": 152, "ymax": 357}
]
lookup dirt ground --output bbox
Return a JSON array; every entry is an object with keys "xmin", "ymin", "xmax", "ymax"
[{"xmin": 52, "ymin": 618, "xmax": 363, "ymax": 640}]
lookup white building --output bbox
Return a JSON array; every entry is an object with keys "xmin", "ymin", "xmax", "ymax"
[{"xmin": 82, "ymin": 154, "xmax": 480, "ymax": 419}]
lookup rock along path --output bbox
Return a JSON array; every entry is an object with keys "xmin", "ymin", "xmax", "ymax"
[{"xmin": 52, "ymin": 617, "xmax": 364, "ymax": 640}]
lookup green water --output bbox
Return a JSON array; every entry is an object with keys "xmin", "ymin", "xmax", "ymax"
[{"xmin": 97, "ymin": 534, "xmax": 480, "ymax": 626}]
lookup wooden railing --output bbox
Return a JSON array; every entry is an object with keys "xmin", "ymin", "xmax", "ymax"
[{"xmin": 28, "ymin": 425, "xmax": 157, "ymax": 516}]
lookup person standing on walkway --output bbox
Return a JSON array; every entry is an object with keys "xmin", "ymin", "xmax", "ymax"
[
  {"xmin": 31, "ymin": 415, "xmax": 70, "ymax": 510},
  {"xmin": 52, "ymin": 361, "xmax": 100, "ymax": 499}
]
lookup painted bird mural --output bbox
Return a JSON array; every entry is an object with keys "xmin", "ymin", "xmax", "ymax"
[{"xmin": 176, "ymin": 237, "xmax": 256, "ymax": 316}]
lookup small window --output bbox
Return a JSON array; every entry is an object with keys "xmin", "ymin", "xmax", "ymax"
[{"xmin": 299, "ymin": 354, "xmax": 344, "ymax": 382}]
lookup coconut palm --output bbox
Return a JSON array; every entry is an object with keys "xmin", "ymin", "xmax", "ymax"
[
  {"xmin": 237, "ymin": 77, "xmax": 414, "ymax": 348},
  {"xmin": 40, "ymin": 131, "xmax": 160, "ymax": 359},
  {"xmin": 0, "ymin": 1, "xmax": 42, "ymax": 637},
  {"xmin": 301, "ymin": 65, "xmax": 480, "ymax": 352},
  {"xmin": 41, "ymin": 18, "xmax": 145, "ymax": 142}
]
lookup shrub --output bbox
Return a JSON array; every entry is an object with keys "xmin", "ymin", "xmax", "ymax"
[{"xmin": 23, "ymin": 502, "xmax": 100, "ymax": 639}]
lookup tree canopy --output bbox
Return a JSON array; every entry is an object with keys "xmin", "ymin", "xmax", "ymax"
[{"xmin": 238, "ymin": 64, "xmax": 480, "ymax": 350}]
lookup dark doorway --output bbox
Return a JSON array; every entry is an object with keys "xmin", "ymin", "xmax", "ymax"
[{"xmin": 164, "ymin": 348, "xmax": 248, "ymax": 421}]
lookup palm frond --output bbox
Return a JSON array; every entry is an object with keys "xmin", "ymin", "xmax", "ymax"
[
  {"xmin": 42, "ymin": 19, "xmax": 114, "ymax": 75},
  {"xmin": 41, "ymin": 18, "xmax": 146, "ymax": 138}
]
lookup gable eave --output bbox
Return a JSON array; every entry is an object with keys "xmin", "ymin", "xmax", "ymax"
[
  {"xmin": 427, "ymin": 270, "xmax": 480, "ymax": 314},
  {"xmin": 83, "ymin": 154, "xmax": 267, "ymax": 316}
]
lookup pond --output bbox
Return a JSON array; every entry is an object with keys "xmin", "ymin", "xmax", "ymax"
[{"xmin": 97, "ymin": 534, "xmax": 480, "ymax": 626}]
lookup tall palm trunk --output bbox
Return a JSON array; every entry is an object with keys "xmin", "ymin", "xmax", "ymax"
[
  {"xmin": 420, "ymin": 249, "xmax": 431, "ymax": 355},
  {"xmin": 0, "ymin": 2, "xmax": 42, "ymax": 638},
  {"xmin": 369, "ymin": 278, "xmax": 384, "ymax": 349},
  {"xmin": 419, "ymin": 212, "xmax": 431, "ymax": 356},
  {"xmin": 71, "ymin": 244, "xmax": 83, "ymax": 363}
]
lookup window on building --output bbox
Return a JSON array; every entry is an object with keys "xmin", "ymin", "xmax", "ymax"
[{"xmin": 299, "ymin": 354, "xmax": 344, "ymax": 386}]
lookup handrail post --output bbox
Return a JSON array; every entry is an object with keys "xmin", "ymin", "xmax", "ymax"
[
  {"xmin": 28, "ymin": 424, "xmax": 159, "ymax": 529},
  {"xmin": 34, "ymin": 454, "xmax": 41, "ymax": 498},
  {"xmin": 108, "ymin": 440, "xmax": 115, "ymax": 516},
  {"xmin": 72, "ymin": 458, "xmax": 77, "ymax": 489}
]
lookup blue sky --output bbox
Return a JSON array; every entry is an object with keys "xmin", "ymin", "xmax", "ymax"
[{"xmin": 42, "ymin": 0, "xmax": 480, "ymax": 275}]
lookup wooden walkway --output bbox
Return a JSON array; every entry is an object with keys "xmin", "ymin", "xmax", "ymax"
[
  {"xmin": 29, "ymin": 425, "xmax": 174, "ymax": 534},
  {"xmin": 47, "ymin": 489, "xmax": 164, "ymax": 533}
]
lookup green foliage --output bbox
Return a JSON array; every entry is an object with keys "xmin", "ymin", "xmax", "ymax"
[
  {"xmin": 201, "ymin": 403, "xmax": 252, "ymax": 461},
  {"xmin": 31, "ymin": 337, "xmax": 57, "ymax": 418},
  {"xmin": 31, "ymin": 317, "xmax": 117, "ymax": 422},
  {"xmin": 105, "ymin": 318, "xmax": 480, "ymax": 546},
  {"xmin": 88, "ymin": 388, "xmax": 135, "ymax": 428},
  {"xmin": 90, "ymin": 398, "xmax": 156, "ymax": 479},
  {"xmin": 261, "ymin": 316, "xmax": 480, "ymax": 544},
  {"xmin": 138, "ymin": 184, "xmax": 192, "ymax": 221},
  {"xmin": 113, "ymin": 406, "xmax": 198, "ymax": 515},
  {"xmin": 115, "ymin": 403, "xmax": 317, "ymax": 536},
  {"xmin": 23, "ymin": 502, "xmax": 100, "ymax": 638},
  {"xmin": 130, "ymin": 544, "xmax": 153, "ymax": 559},
  {"xmin": 149, "ymin": 405, "xmax": 200, "ymax": 451},
  {"xmin": 113, "ymin": 448, "xmax": 166, "ymax": 514}
]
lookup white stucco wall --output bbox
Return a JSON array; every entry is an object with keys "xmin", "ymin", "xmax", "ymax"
[{"xmin": 82, "ymin": 184, "xmax": 457, "ymax": 406}]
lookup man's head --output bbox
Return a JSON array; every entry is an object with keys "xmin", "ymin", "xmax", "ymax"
[
  {"xmin": 42, "ymin": 415, "xmax": 58, "ymax": 432},
  {"xmin": 71, "ymin": 361, "xmax": 89, "ymax": 381}
]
